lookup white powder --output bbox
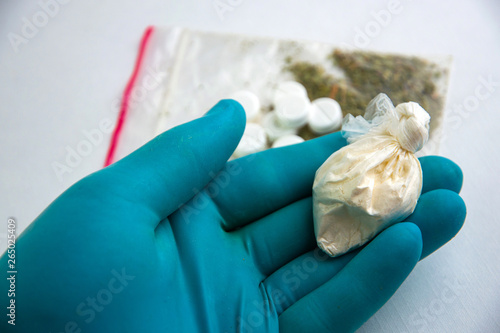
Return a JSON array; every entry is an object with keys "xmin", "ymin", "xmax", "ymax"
[{"xmin": 313, "ymin": 94, "xmax": 430, "ymax": 257}]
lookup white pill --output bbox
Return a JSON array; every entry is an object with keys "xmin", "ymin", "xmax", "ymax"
[
  {"xmin": 308, "ymin": 98, "xmax": 343, "ymax": 134},
  {"xmin": 262, "ymin": 111, "xmax": 297, "ymax": 142},
  {"xmin": 233, "ymin": 123, "xmax": 267, "ymax": 158},
  {"xmin": 272, "ymin": 135, "xmax": 305, "ymax": 148},
  {"xmin": 275, "ymin": 95, "xmax": 311, "ymax": 129},
  {"xmin": 274, "ymin": 81, "xmax": 308, "ymax": 104},
  {"xmin": 230, "ymin": 90, "xmax": 261, "ymax": 122}
]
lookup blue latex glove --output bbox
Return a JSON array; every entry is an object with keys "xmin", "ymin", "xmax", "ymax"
[{"xmin": 0, "ymin": 100, "xmax": 466, "ymax": 333}]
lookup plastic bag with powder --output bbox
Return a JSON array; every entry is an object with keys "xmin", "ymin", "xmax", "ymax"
[{"xmin": 312, "ymin": 93, "xmax": 430, "ymax": 257}]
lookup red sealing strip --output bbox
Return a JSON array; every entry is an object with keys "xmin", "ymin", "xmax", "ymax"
[{"xmin": 104, "ymin": 25, "xmax": 155, "ymax": 167}]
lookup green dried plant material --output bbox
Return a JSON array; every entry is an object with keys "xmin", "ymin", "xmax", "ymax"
[
  {"xmin": 284, "ymin": 50, "xmax": 446, "ymax": 140},
  {"xmin": 331, "ymin": 50, "xmax": 445, "ymax": 132},
  {"xmin": 284, "ymin": 61, "xmax": 335, "ymax": 101}
]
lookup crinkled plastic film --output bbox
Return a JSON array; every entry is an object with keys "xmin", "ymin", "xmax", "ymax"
[
  {"xmin": 113, "ymin": 26, "xmax": 451, "ymax": 162},
  {"xmin": 313, "ymin": 94, "xmax": 430, "ymax": 257}
]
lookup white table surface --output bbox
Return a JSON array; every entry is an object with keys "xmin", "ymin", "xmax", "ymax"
[{"xmin": 1, "ymin": 0, "xmax": 499, "ymax": 332}]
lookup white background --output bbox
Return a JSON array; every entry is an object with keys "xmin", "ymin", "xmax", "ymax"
[{"xmin": 1, "ymin": 0, "xmax": 499, "ymax": 332}]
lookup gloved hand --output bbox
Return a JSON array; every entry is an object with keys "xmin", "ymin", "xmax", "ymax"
[{"xmin": 0, "ymin": 100, "xmax": 466, "ymax": 333}]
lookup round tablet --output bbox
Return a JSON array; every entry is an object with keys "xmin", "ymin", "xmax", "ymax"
[
  {"xmin": 262, "ymin": 111, "xmax": 297, "ymax": 142},
  {"xmin": 233, "ymin": 123, "xmax": 267, "ymax": 158},
  {"xmin": 230, "ymin": 90, "xmax": 261, "ymax": 122},
  {"xmin": 274, "ymin": 81, "xmax": 308, "ymax": 104},
  {"xmin": 309, "ymin": 97, "xmax": 343, "ymax": 134},
  {"xmin": 272, "ymin": 134, "xmax": 305, "ymax": 148},
  {"xmin": 275, "ymin": 95, "xmax": 311, "ymax": 129}
]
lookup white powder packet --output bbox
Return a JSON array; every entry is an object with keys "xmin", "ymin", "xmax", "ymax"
[{"xmin": 313, "ymin": 94, "xmax": 430, "ymax": 257}]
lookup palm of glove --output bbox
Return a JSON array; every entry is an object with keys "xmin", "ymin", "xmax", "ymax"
[{"xmin": 0, "ymin": 101, "xmax": 465, "ymax": 333}]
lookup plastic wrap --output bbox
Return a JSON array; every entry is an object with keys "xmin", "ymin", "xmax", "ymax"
[
  {"xmin": 313, "ymin": 94, "xmax": 430, "ymax": 257},
  {"xmin": 109, "ymin": 26, "xmax": 451, "ymax": 163}
]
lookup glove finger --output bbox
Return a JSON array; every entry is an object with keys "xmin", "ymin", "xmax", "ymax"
[
  {"xmin": 78, "ymin": 100, "xmax": 245, "ymax": 227},
  {"xmin": 264, "ymin": 189, "xmax": 465, "ymax": 316},
  {"xmin": 278, "ymin": 223, "xmax": 422, "ymax": 333},
  {"xmin": 211, "ymin": 132, "xmax": 347, "ymax": 231},
  {"xmin": 210, "ymin": 139, "xmax": 461, "ymax": 232},
  {"xmin": 420, "ymin": 156, "xmax": 463, "ymax": 194},
  {"xmin": 404, "ymin": 189, "xmax": 466, "ymax": 259},
  {"xmin": 263, "ymin": 248, "xmax": 358, "ymax": 316},
  {"xmin": 236, "ymin": 197, "xmax": 316, "ymax": 277},
  {"xmin": 241, "ymin": 184, "xmax": 464, "ymax": 283},
  {"xmin": 235, "ymin": 158, "xmax": 464, "ymax": 278}
]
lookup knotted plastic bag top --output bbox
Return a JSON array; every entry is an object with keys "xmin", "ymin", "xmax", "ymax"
[
  {"xmin": 313, "ymin": 94, "xmax": 430, "ymax": 257},
  {"xmin": 342, "ymin": 93, "xmax": 430, "ymax": 153}
]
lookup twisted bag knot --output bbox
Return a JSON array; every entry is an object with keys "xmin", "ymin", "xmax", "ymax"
[{"xmin": 392, "ymin": 102, "xmax": 430, "ymax": 153}]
